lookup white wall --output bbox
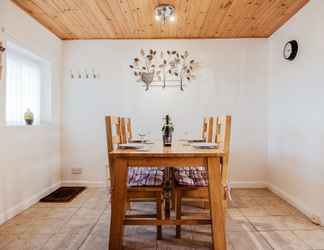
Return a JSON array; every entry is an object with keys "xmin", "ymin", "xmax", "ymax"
[
  {"xmin": 2, "ymin": 0, "xmax": 322, "ymax": 228},
  {"xmin": 0, "ymin": 1, "xmax": 62, "ymax": 224},
  {"xmin": 62, "ymin": 39, "xmax": 269, "ymax": 187},
  {"xmin": 268, "ymin": 0, "xmax": 324, "ymax": 225}
]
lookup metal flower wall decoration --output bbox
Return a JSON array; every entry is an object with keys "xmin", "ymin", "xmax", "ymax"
[{"xmin": 129, "ymin": 49, "xmax": 198, "ymax": 91}]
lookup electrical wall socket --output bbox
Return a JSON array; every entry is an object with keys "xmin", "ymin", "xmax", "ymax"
[{"xmin": 71, "ymin": 168, "xmax": 82, "ymax": 175}]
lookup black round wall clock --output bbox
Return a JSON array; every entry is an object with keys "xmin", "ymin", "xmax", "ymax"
[{"xmin": 283, "ymin": 40, "xmax": 298, "ymax": 61}]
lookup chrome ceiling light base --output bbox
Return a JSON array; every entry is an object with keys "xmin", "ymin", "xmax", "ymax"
[{"xmin": 154, "ymin": 4, "xmax": 176, "ymax": 24}]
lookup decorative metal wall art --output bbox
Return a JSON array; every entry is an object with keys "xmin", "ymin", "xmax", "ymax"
[{"xmin": 129, "ymin": 49, "xmax": 199, "ymax": 91}]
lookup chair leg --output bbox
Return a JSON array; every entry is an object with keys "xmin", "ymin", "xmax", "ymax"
[
  {"xmin": 156, "ymin": 192, "xmax": 162, "ymax": 240},
  {"xmin": 171, "ymin": 186, "xmax": 176, "ymax": 211},
  {"xmin": 175, "ymin": 189, "xmax": 182, "ymax": 239},
  {"xmin": 223, "ymin": 198, "xmax": 228, "ymax": 209},
  {"xmin": 171, "ymin": 168, "xmax": 176, "ymax": 211}
]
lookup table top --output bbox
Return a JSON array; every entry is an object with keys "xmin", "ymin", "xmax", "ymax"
[{"xmin": 109, "ymin": 141, "xmax": 225, "ymax": 158}]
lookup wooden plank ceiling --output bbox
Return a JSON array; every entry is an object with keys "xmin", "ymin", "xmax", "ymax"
[{"xmin": 12, "ymin": 0, "xmax": 309, "ymax": 40}]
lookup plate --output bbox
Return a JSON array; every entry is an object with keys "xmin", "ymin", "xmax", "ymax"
[
  {"xmin": 187, "ymin": 139, "xmax": 206, "ymax": 143},
  {"xmin": 191, "ymin": 143, "xmax": 218, "ymax": 149},
  {"xmin": 118, "ymin": 143, "xmax": 144, "ymax": 149},
  {"xmin": 129, "ymin": 140, "xmax": 154, "ymax": 144},
  {"xmin": 129, "ymin": 139, "xmax": 145, "ymax": 143}
]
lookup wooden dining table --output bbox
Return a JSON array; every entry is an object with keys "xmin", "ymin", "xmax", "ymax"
[{"xmin": 108, "ymin": 141, "xmax": 227, "ymax": 250}]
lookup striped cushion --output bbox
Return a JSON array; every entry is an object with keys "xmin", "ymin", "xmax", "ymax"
[
  {"xmin": 128, "ymin": 167, "xmax": 164, "ymax": 187},
  {"xmin": 174, "ymin": 167, "xmax": 208, "ymax": 187}
]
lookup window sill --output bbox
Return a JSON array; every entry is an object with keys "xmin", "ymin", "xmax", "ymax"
[{"xmin": 5, "ymin": 122, "xmax": 54, "ymax": 128}]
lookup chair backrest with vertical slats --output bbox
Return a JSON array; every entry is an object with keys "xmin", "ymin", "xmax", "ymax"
[
  {"xmin": 105, "ymin": 115, "xmax": 124, "ymax": 187},
  {"xmin": 201, "ymin": 118, "xmax": 208, "ymax": 140},
  {"xmin": 120, "ymin": 118, "xmax": 127, "ymax": 144},
  {"xmin": 214, "ymin": 116, "xmax": 231, "ymax": 153},
  {"xmin": 124, "ymin": 118, "xmax": 133, "ymax": 142},
  {"xmin": 202, "ymin": 117, "xmax": 214, "ymax": 143},
  {"xmin": 105, "ymin": 116, "xmax": 123, "ymax": 153},
  {"xmin": 213, "ymin": 116, "xmax": 232, "ymax": 186},
  {"xmin": 120, "ymin": 117, "xmax": 133, "ymax": 143}
]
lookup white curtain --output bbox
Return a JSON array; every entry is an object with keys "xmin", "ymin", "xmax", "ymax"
[{"xmin": 6, "ymin": 45, "xmax": 41, "ymax": 125}]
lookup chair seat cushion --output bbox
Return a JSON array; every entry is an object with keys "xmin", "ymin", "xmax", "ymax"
[
  {"xmin": 128, "ymin": 167, "xmax": 164, "ymax": 187},
  {"xmin": 174, "ymin": 167, "xmax": 208, "ymax": 187}
]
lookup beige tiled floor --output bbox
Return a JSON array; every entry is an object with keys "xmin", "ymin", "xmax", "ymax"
[{"xmin": 0, "ymin": 188, "xmax": 323, "ymax": 250}]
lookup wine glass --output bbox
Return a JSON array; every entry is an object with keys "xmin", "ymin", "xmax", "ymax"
[
  {"xmin": 138, "ymin": 132, "xmax": 146, "ymax": 144},
  {"xmin": 183, "ymin": 131, "xmax": 189, "ymax": 140},
  {"xmin": 146, "ymin": 131, "xmax": 151, "ymax": 142},
  {"xmin": 182, "ymin": 131, "xmax": 190, "ymax": 146}
]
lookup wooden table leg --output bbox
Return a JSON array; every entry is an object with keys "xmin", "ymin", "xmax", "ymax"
[
  {"xmin": 207, "ymin": 157, "xmax": 227, "ymax": 250},
  {"xmin": 109, "ymin": 159, "xmax": 128, "ymax": 250}
]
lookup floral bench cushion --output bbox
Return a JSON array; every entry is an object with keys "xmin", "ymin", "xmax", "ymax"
[
  {"xmin": 128, "ymin": 167, "xmax": 164, "ymax": 187},
  {"xmin": 174, "ymin": 167, "xmax": 208, "ymax": 187}
]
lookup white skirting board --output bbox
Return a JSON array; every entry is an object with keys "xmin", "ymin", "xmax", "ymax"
[
  {"xmin": 231, "ymin": 181, "xmax": 322, "ymax": 226},
  {"xmin": 266, "ymin": 182, "xmax": 323, "ymax": 226},
  {"xmin": 230, "ymin": 181, "xmax": 268, "ymax": 189},
  {"xmin": 0, "ymin": 182, "xmax": 61, "ymax": 225},
  {"xmin": 61, "ymin": 180, "xmax": 107, "ymax": 188},
  {"xmin": 0, "ymin": 181, "xmax": 106, "ymax": 226}
]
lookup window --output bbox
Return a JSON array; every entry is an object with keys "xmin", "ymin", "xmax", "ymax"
[{"xmin": 5, "ymin": 41, "xmax": 51, "ymax": 126}]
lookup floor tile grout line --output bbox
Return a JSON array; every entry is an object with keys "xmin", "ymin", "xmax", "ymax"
[
  {"xmin": 235, "ymin": 197, "xmax": 297, "ymax": 250},
  {"xmin": 37, "ymin": 199, "xmax": 86, "ymax": 249},
  {"xmin": 1, "ymin": 205, "xmax": 80, "ymax": 250},
  {"xmin": 77, "ymin": 203, "xmax": 107, "ymax": 250},
  {"xmin": 290, "ymin": 230, "xmax": 316, "ymax": 250},
  {"xmin": 257, "ymin": 231, "xmax": 275, "ymax": 250},
  {"xmin": 0, "ymin": 234, "xmax": 16, "ymax": 250},
  {"xmin": 3, "ymin": 188, "xmax": 323, "ymax": 250},
  {"xmin": 241, "ymin": 212, "xmax": 259, "ymax": 233},
  {"xmin": 38, "ymin": 189, "xmax": 99, "ymax": 249}
]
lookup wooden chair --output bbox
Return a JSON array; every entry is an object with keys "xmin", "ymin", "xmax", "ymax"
[
  {"xmin": 174, "ymin": 116, "xmax": 232, "ymax": 238},
  {"xmin": 126, "ymin": 118, "xmax": 133, "ymax": 142},
  {"xmin": 120, "ymin": 117, "xmax": 133, "ymax": 143},
  {"xmin": 105, "ymin": 116, "xmax": 164, "ymax": 239},
  {"xmin": 202, "ymin": 117, "xmax": 214, "ymax": 142},
  {"xmin": 172, "ymin": 116, "xmax": 214, "ymax": 210}
]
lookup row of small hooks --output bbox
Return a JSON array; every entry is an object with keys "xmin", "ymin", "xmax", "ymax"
[{"xmin": 69, "ymin": 69, "xmax": 100, "ymax": 80}]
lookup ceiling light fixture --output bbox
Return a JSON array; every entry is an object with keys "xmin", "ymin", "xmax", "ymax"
[{"xmin": 154, "ymin": 4, "xmax": 176, "ymax": 24}]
